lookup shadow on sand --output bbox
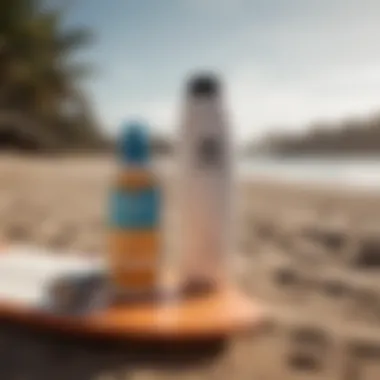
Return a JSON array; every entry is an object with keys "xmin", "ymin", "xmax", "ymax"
[{"xmin": 0, "ymin": 319, "xmax": 227, "ymax": 380}]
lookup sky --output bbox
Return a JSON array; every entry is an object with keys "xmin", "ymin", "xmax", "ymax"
[{"xmin": 65, "ymin": 0, "xmax": 380, "ymax": 143}]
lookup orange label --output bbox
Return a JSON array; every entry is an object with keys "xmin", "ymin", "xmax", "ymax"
[
  {"xmin": 116, "ymin": 170, "xmax": 154, "ymax": 189},
  {"xmin": 110, "ymin": 269, "xmax": 157, "ymax": 291},
  {"xmin": 108, "ymin": 230, "xmax": 160, "ymax": 290}
]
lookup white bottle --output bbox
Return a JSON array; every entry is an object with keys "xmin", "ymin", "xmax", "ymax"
[{"xmin": 178, "ymin": 73, "xmax": 234, "ymax": 290}]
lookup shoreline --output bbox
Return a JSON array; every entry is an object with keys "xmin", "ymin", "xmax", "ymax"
[
  {"xmin": 242, "ymin": 175, "xmax": 380, "ymax": 200},
  {"xmin": 2, "ymin": 153, "xmax": 380, "ymax": 192}
]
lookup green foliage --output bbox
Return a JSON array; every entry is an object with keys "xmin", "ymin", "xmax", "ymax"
[{"xmin": 0, "ymin": 0, "xmax": 104, "ymax": 151}]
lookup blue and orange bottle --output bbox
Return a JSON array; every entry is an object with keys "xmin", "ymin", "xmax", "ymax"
[{"xmin": 108, "ymin": 121, "xmax": 161, "ymax": 296}]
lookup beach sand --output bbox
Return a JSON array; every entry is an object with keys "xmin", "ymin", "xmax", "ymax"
[{"xmin": 1, "ymin": 154, "xmax": 380, "ymax": 379}]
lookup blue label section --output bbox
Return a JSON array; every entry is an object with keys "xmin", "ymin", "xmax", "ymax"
[{"xmin": 109, "ymin": 187, "xmax": 160, "ymax": 229}]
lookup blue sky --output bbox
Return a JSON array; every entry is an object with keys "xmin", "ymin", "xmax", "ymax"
[{"xmin": 66, "ymin": 0, "xmax": 380, "ymax": 142}]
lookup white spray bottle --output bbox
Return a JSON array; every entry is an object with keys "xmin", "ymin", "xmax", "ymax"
[{"xmin": 178, "ymin": 73, "xmax": 234, "ymax": 291}]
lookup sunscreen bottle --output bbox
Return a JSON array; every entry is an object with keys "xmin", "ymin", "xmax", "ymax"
[
  {"xmin": 178, "ymin": 74, "xmax": 233, "ymax": 290},
  {"xmin": 108, "ymin": 121, "xmax": 161, "ymax": 296}
]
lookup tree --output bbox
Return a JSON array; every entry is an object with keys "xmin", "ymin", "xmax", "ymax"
[{"xmin": 0, "ymin": 0, "xmax": 104, "ymax": 151}]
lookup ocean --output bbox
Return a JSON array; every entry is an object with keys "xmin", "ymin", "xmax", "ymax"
[{"xmin": 240, "ymin": 156, "xmax": 380, "ymax": 191}]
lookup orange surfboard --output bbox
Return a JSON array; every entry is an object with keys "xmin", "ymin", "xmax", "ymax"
[{"xmin": 0, "ymin": 245, "xmax": 266, "ymax": 341}]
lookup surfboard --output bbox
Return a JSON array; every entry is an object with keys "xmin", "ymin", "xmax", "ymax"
[{"xmin": 0, "ymin": 245, "xmax": 266, "ymax": 341}]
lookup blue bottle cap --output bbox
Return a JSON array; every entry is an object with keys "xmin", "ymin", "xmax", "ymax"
[{"xmin": 118, "ymin": 120, "xmax": 150, "ymax": 164}]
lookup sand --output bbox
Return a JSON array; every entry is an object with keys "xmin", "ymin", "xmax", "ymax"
[{"xmin": 1, "ymin": 154, "xmax": 380, "ymax": 379}]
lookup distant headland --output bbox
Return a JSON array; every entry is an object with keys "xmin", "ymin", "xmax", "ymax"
[{"xmin": 245, "ymin": 111, "xmax": 380, "ymax": 157}]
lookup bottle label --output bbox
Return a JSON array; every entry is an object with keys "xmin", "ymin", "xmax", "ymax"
[
  {"xmin": 197, "ymin": 136, "xmax": 223, "ymax": 169},
  {"xmin": 109, "ymin": 187, "xmax": 160, "ymax": 229}
]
